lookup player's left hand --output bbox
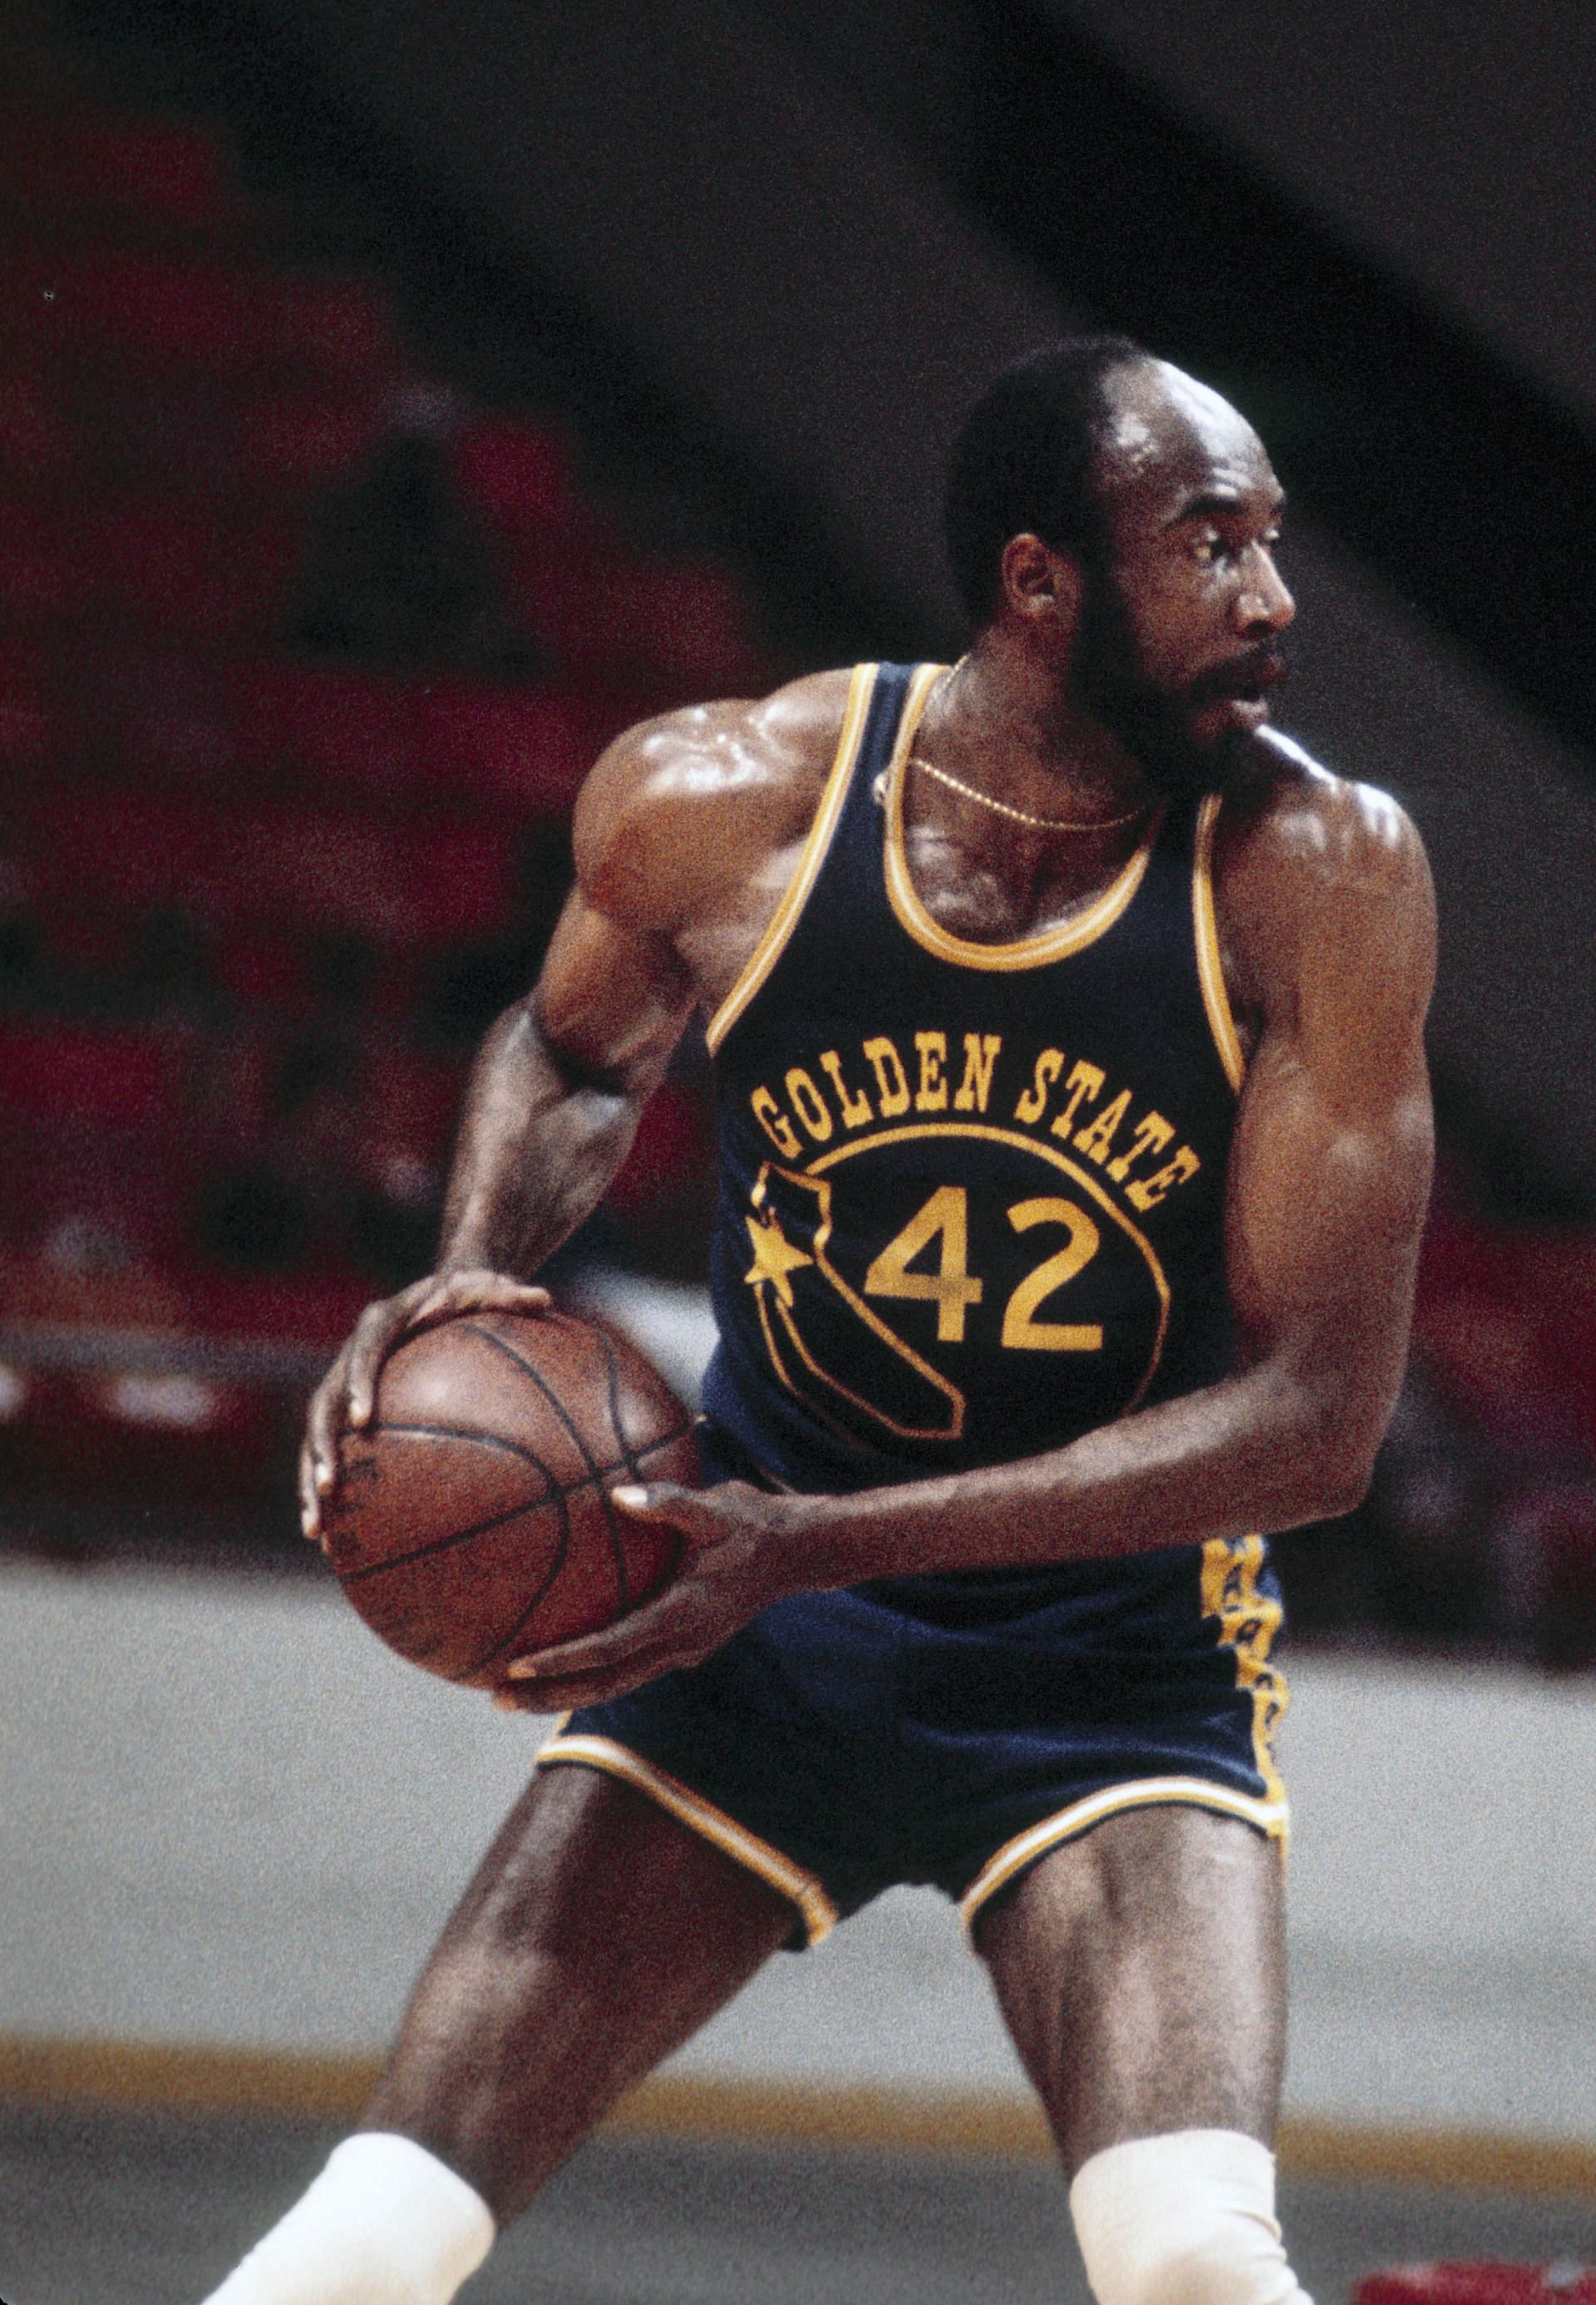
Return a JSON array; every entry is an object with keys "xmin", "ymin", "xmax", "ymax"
[{"xmin": 492, "ymin": 1480, "xmax": 801, "ymax": 1712}]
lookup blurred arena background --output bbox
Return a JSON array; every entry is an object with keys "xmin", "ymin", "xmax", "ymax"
[{"xmin": 2, "ymin": 0, "xmax": 1595, "ymax": 2298}]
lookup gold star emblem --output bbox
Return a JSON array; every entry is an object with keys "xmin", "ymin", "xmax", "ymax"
[{"xmin": 743, "ymin": 1209, "xmax": 813, "ymax": 1308}]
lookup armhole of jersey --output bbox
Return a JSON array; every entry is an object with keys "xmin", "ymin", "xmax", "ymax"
[
  {"xmin": 705, "ymin": 663, "xmax": 877, "ymax": 1055},
  {"xmin": 1194, "ymin": 792, "xmax": 1246, "ymax": 1093}
]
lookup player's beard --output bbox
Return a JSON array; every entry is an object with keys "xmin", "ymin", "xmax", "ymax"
[{"xmin": 1072, "ymin": 566, "xmax": 1264, "ymax": 802}]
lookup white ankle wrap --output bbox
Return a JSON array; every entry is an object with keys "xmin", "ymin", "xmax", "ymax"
[
  {"xmin": 200, "ymin": 2132, "xmax": 495, "ymax": 2305},
  {"xmin": 1068, "ymin": 2129, "xmax": 1313, "ymax": 2305}
]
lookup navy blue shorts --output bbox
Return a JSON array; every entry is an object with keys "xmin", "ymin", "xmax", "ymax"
[{"xmin": 538, "ymin": 1427, "xmax": 1288, "ymax": 1947}]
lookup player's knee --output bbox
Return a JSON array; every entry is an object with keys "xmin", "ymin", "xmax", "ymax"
[{"xmin": 1068, "ymin": 2130, "xmax": 1312, "ymax": 2305}]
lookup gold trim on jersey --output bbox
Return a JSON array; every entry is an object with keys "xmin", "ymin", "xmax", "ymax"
[
  {"xmin": 958, "ymin": 1772, "xmax": 1290, "ymax": 1935},
  {"xmin": 884, "ymin": 666, "xmax": 1165, "ymax": 970},
  {"xmin": 705, "ymin": 662, "xmax": 876, "ymax": 1055},
  {"xmin": 1199, "ymin": 1533, "xmax": 1288, "ymax": 1806},
  {"xmin": 536, "ymin": 1732, "xmax": 839, "ymax": 1945},
  {"xmin": 1194, "ymin": 792, "xmax": 1245, "ymax": 1091}
]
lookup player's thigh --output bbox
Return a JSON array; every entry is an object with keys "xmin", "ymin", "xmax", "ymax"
[
  {"xmin": 370, "ymin": 1763, "xmax": 796, "ymax": 2178},
  {"xmin": 402, "ymin": 1759, "xmax": 795, "ymax": 2027},
  {"xmin": 978, "ymin": 1805, "xmax": 1285, "ymax": 2175}
]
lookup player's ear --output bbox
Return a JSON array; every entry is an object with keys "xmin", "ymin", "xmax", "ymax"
[{"xmin": 999, "ymin": 532, "xmax": 1084, "ymax": 638}]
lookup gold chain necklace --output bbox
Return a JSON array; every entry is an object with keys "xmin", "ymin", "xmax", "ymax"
[{"xmin": 907, "ymin": 753, "xmax": 1150, "ymax": 836}]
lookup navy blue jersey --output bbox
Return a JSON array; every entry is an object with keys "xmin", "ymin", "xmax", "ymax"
[
  {"xmin": 699, "ymin": 662, "xmax": 1245, "ymax": 1501},
  {"xmin": 550, "ymin": 667, "xmax": 1289, "ymax": 1923}
]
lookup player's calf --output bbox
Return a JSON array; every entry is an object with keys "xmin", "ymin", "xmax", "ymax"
[{"xmin": 1070, "ymin": 2130, "xmax": 1312, "ymax": 2305}]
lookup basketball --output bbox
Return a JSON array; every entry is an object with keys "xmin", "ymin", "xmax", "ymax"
[{"xmin": 323, "ymin": 1309, "xmax": 699, "ymax": 1687}]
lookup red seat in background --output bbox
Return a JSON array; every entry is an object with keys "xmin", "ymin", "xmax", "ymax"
[
  {"xmin": 0, "ymin": 108, "xmax": 246, "ymax": 240},
  {"xmin": 174, "ymin": 1263, "xmax": 372, "ymax": 1352},
  {"xmin": 13, "ymin": 784, "xmax": 519, "ymax": 945},
  {"xmin": 0, "ymin": 497, "xmax": 92, "ymax": 628},
  {"xmin": 236, "ymin": 391, "xmax": 387, "ymax": 494},
  {"xmin": 1355, "ymin": 2270, "xmax": 1596, "ymax": 2303},
  {"xmin": 1416, "ymin": 1182, "xmax": 1596, "ymax": 1470},
  {"xmin": 415, "ymin": 677, "xmax": 600, "ymax": 813},
  {"xmin": 0, "ymin": 637, "xmax": 67, "ymax": 772},
  {"xmin": 452, "ymin": 414, "xmax": 584, "ymax": 544},
  {"xmin": 99, "ymin": 500, "xmax": 303, "ymax": 643},
  {"xmin": 508, "ymin": 543, "xmax": 769, "ymax": 697},
  {"xmin": 0, "ymin": 1015, "xmax": 172, "ymax": 1133},
  {"xmin": 232, "ymin": 658, "xmax": 422, "ymax": 805},
  {"xmin": 0, "ymin": 495, "xmax": 298, "ymax": 644},
  {"xmin": 37, "ymin": 250, "xmax": 397, "ymax": 387},
  {"xmin": 0, "ymin": 357, "xmax": 76, "ymax": 491},
  {"xmin": 232, "ymin": 660, "xmax": 598, "ymax": 815}
]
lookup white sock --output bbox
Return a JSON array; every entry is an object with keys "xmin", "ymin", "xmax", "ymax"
[
  {"xmin": 200, "ymin": 2132, "xmax": 495, "ymax": 2305},
  {"xmin": 1069, "ymin": 2128, "xmax": 1312, "ymax": 2305}
]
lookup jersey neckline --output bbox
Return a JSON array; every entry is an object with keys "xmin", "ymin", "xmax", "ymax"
[{"xmin": 883, "ymin": 662, "xmax": 1167, "ymax": 973}]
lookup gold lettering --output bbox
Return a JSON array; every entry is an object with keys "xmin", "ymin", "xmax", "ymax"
[
  {"xmin": 953, "ymin": 1032, "xmax": 1002, "ymax": 1114},
  {"xmin": 1126, "ymin": 1145, "xmax": 1202, "ymax": 1210},
  {"xmin": 1015, "ymin": 1047, "xmax": 1065, "ymax": 1125},
  {"xmin": 819, "ymin": 1048, "xmax": 873, "ymax": 1129},
  {"xmin": 1049, "ymin": 1060, "xmax": 1105, "ymax": 1139},
  {"xmin": 784, "ymin": 1066, "xmax": 833, "ymax": 1143},
  {"xmin": 865, "ymin": 1185, "xmax": 983, "ymax": 1342},
  {"xmin": 862, "ymin": 1035, "xmax": 911, "ymax": 1118},
  {"xmin": 1106, "ymin": 1110, "xmax": 1175, "ymax": 1184},
  {"xmin": 1073, "ymin": 1086, "xmax": 1132, "ymax": 1166},
  {"xmin": 750, "ymin": 1086, "xmax": 802, "ymax": 1160},
  {"xmin": 914, "ymin": 1031, "xmax": 948, "ymax": 1111}
]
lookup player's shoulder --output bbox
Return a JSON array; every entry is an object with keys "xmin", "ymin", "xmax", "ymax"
[
  {"xmin": 1215, "ymin": 726, "xmax": 1432, "ymax": 916},
  {"xmin": 1212, "ymin": 727, "xmax": 1436, "ymax": 1012},
  {"xmin": 572, "ymin": 668, "xmax": 856, "ymax": 930}
]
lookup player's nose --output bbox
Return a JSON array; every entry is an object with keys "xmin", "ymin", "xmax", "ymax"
[{"xmin": 1237, "ymin": 549, "xmax": 1294, "ymax": 634}]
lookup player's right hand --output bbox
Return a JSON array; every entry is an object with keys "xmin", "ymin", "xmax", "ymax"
[{"xmin": 298, "ymin": 1268, "xmax": 550, "ymax": 1544}]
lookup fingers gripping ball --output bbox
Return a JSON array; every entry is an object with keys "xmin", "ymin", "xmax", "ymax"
[{"xmin": 323, "ymin": 1311, "xmax": 699, "ymax": 1686}]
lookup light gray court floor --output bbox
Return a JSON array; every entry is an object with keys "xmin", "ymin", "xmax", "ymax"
[{"xmin": 4, "ymin": 2106, "xmax": 1596, "ymax": 2305}]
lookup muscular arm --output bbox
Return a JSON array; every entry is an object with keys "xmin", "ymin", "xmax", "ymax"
[
  {"xmin": 435, "ymin": 899, "xmax": 692, "ymax": 1281},
  {"xmin": 436, "ymin": 672, "xmax": 848, "ymax": 1271},
  {"xmin": 301, "ymin": 674, "xmax": 846, "ymax": 1530},
  {"xmin": 300, "ymin": 798, "xmax": 692, "ymax": 1525}
]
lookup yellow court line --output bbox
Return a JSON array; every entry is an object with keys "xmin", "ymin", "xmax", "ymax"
[{"xmin": 3, "ymin": 2037, "xmax": 1596, "ymax": 2199}]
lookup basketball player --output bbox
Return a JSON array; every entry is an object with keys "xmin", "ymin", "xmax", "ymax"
[{"xmin": 204, "ymin": 339, "xmax": 1435, "ymax": 2305}]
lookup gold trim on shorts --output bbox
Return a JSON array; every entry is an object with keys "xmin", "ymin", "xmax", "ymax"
[
  {"xmin": 958, "ymin": 1774, "xmax": 1290, "ymax": 1936},
  {"xmin": 536, "ymin": 1731, "xmax": 840, "ymax": 1946}
]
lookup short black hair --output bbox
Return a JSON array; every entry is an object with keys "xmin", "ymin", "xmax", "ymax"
[{"xmin": 943, "ymin": 335, "xmax": 1150, "ymax": 628}]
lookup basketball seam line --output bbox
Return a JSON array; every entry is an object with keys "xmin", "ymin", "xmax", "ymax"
[
  {"xmin": 352, "ymin": 1420, "xmax": 556, "ymax": 1476},
  {"xmin": 463, "ymin": 1317, "xmax": 633, "ymax": 1611},
  {"xmin": 444, "ymin": 1411, "xmax": 692, "ymax": 1681},
  {"xmin": 450, "ymin": 1421, "xmax": 692, "ymax": 1678},
  {"xmin": 449, "ymin": 1506, "xmax": 576, "ymax": 1681},
  {"xmin": 335, "ymin": 1425, "xmax": 693, "ymax": 1585}
]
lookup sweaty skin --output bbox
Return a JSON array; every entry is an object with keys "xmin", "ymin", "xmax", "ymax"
[{"xmin": 302, "ymin": 358, "xmax": 1436, "ymax": 1729}]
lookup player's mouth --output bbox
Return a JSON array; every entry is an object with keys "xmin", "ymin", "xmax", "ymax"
[{"xmin": 1195, "ymin": 649, "xmax": 1287, "ymax": 731}]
